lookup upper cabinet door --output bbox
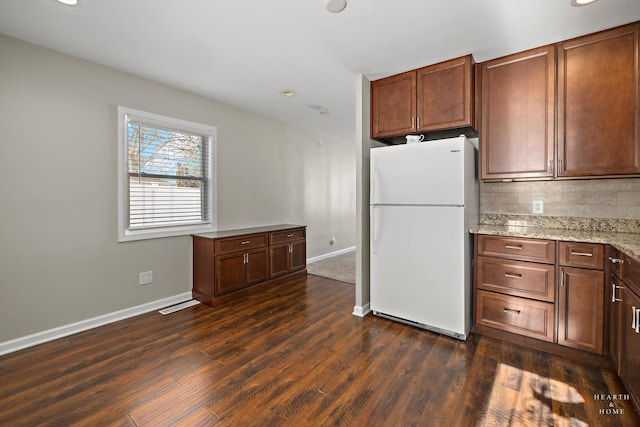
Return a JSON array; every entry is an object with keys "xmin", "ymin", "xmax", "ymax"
[
  {"xmin": 558, "ymin": 23, "xmax": 640, "ymax": 177},
  {"xmin": 417, "ymin": 55, "xmax": 475, "ymax": 132},
  {"xmin": 480, "ymin": 45, "xmax": 556, "ymax": 181},
  {"xmin": 370, "ymin": 70, "xmax": 417, "ymax": 139}
]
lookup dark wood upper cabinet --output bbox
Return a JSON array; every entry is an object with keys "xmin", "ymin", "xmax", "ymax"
[
  {"xmin": 371, "ymin": 55, "xmax": 476, "ymax": 141},
  {"xmin": 480, "ymin": 45, "xmax": 556, "ymax": 180},
  {"xmin": 557, "ymin": 23, "xmax": 640, "ymax": 177},
  {"xmin": 370, "ymin": 70, "xmax": 416, "ymax": 139},
  {"xmin": 416, "ymin": 55, "xmax": 475, "ymax": 133}
]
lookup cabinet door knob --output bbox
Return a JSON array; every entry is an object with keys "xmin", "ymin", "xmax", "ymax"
[{"xmin": 608, "ymin": 257, "xmax": 624, "ymax": 264}]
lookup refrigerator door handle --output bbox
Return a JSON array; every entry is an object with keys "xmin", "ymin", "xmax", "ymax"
[
  {"xmin": 371, "ymin": 157, "xmax": 378, "ymax": 202},
  {"xmin": 371, "ymin": 206, "xmax": 377, "ymax": 254}
]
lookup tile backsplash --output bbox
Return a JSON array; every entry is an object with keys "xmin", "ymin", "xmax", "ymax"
[{"xmin": 480, "ymin": 178, "xmax": 640, "ymax": 220}]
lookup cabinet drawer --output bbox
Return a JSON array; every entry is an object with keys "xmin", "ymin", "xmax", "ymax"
[
  {"xmin": 215, "ymin": 233, "xmax": 268, "ymax": 255},
  {"xmin": 476, "ymin": 256, "xmax": 555, "ymax": 302},
  {"xmin": 623, "ymin": 253, "xmax": 640, "ymax": 294},
  {"xmin": 270, "ymin": 229, "xmax": 305, "ymax": 245},
  {"xmin": 477, "ymin": 235, "xmax": 555, "ymax": 264},
  {"xmin": 559, "ymin": 241, "xmax": 604, "ymax": 270},
  {"xmin": 476, "ymin": 290, "xmax": 555, "ymax": 342}
]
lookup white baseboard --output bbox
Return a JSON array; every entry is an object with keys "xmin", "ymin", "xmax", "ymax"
[
  {"xmin": 352, "ymin": 303, "xmax": 371, "ymax": 317},
  {"xmin": 307, "ymin": 246, "xmax": 355, "ymax": 264},
  {"xmin": 0, "ymin": 292, "xmax": 193, "ymax": 356}
]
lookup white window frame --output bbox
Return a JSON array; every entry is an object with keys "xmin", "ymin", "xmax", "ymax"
[{"xmin": 117, "ymin": 106, "xmax": 217, "ymax": 242}]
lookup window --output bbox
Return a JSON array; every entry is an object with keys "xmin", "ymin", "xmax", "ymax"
[{"xmin": 117, "ymin": 106, "xmax": 216, "ymax": 241}]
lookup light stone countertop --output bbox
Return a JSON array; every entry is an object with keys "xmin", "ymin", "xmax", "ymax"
[{"xmin": 470, "ymin": 224, "xmax": 640, "ymax": 262}]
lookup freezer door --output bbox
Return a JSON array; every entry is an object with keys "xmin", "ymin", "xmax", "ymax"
[
  {"xmin": 371, "ymin": 137, "xmax": 466, "ymax": 206},
  {"xmin": 370, "ymin": 205, "xmax": 470, "ymax": 337}
]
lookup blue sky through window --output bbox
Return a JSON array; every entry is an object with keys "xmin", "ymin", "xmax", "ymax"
[{"xmin": 127, "ymin": 122, "xmax": 203, "ymax": 182}]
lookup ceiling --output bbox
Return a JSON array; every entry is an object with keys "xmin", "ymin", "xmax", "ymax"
[{"xmin": 1, "ymin": 0, "xmax": 640, "ymax": 142}]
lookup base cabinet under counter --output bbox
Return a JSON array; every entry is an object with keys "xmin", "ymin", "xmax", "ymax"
[
  {"xmin": 475, "ymin": 235, "xmax": 557, "ymax": 343},
  {"xmin": 475, "ymin": 232, "xmax": 640, "ymax": 415},
  {"xmin": 619, "ymin": 253, "xmax": 640, "ymax": 412},
  {"xmin": 475, "ymin": 235, "xmax": 606, "ymax": 355},
  {"xmin": 193, "ymin": 225, "xmax": 306, "ymax": 307}
]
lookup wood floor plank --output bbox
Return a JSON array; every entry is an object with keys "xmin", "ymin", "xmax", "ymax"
[{"xmin": 0, "ymin": 274, "xmax": 637, "ymax": 426}]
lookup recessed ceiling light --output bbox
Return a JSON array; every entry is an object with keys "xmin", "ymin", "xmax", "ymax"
[
  {"xmin": 326, "ymin": 0, "xmax": 347, "ymax": 13},
  {"xmin": 56, "ymin": 0, "xmax": 79, "ymax": 5},
  {"xmin": 279, "ymin": 89, "xmax": 296, "ymax": 97},
  {"xmin": 570, "ymin": 0, "xmax": 599, "ymax": 6}
]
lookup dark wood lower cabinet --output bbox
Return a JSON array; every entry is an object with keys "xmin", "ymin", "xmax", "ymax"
[
  {"xmin": 246, "ymin": 248, "xmax": 269, "ymax": 285},
  {"xmin": 557, "ymin": 266, "xmax": 605, "ymax": 354},
  {"xmin": 215, "ymin": 252, "xmax": 247, "ymax": 295},
  {"xmin": 620, "ymin": 254, "xmax": 640, "ymax": 412},
  {"xmin": 269, "ymin": 241, "xmax": 306, "ymax": 279},
  {"xmin": 608, "ymin": 247, "xmax": 624, "ymax": 376},
  {"xmin": 193, "ymin": 224, "xmax": 306, "ymax": 307},
  {"xmin": 214, "ymin": 248, "xmax": 269, "ymax": 295},
  {"xmin": 475, "ymin": 234, "xmax": 640, "ymax": 415},
  {"xmin": 622, "ymin": 287, "xmax": 640, "ymax": 411}
]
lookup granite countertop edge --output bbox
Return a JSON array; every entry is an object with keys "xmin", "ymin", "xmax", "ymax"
[{"xmin": 470, "ymin": 224, "xmax": 640, "ymax": 261}]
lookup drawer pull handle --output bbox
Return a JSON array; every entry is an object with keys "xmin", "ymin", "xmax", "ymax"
[
  {"xmin": 503, "ymin": 308, "xmax": 521, "ymax": 315},
  {"xmin": 634, "ymin": 306, "xmax": 639, "ymax": 333},
  {"xmin": 570, "ymin": 251, "xmax": 593, "ymax": 257},
  {"xmin": 286, "ymin": 234, "xmax": 294, "ymax": 238},
  {"xmin": 240, "ymin": 241, "xmax": 251, "ymax": 245},
  {"xmin": 608, "ymin": 257, "xmax": 624, "ymax": 264},
  {"xmin": 504, "ymin": 273, "xmax": 522, "ymax": 279},
  {"xmin": 504, "ymin": 245, "xmax": 523, "ymax": 250},
  {"xmin": 611, "ymin": 283, "xmax": 624, "ymax": 302}
]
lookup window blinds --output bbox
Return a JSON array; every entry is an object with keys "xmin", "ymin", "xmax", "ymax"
[{"xmin": 126, "ymin": 120, "xmax": 211, "ymax": 230}]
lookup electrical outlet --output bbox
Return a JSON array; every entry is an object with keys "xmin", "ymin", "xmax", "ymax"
[
  {"xmin": 532, "ymin": 200, "xmax": 544, "ymax": 214},
  {"xmin": 139, "ymin": 271, "xmax": 153, "ymax": 285}
]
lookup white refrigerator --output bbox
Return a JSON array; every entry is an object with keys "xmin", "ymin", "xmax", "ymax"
[{"xmin": 370, "ymin": 135, "xmax": 478, "ymax": 340}]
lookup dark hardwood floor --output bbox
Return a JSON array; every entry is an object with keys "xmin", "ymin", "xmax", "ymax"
[{"xmin": 0, "ymin": 274, "xmax": 637, "ymax": 426}]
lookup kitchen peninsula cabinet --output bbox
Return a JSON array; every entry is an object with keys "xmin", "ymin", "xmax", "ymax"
[
  {"xmin": 193, "ymin": 225, "xmax": 306, "ymax": 307},
  {"xmin": 480, "ymin": 45, "xmax": 556, "ymax": 180},
  {"xmin": 557, "ymin": 23, "xmax": 640, "ymax": 177},
  {"xmin": 621, "ymin": 253, "xmax": 640, "ymax": 411},
  {"xmin": 607, "ymin": 247, "xmax": 624, "ymax": 375},
  {"xmin": 371, "ymin": 55, "xmax": 476, "ymax": 141}
]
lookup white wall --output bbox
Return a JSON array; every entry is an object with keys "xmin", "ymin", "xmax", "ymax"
[{"xmin": 0, "ymin": 35, "xmax": 355, "ymax": 343}]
